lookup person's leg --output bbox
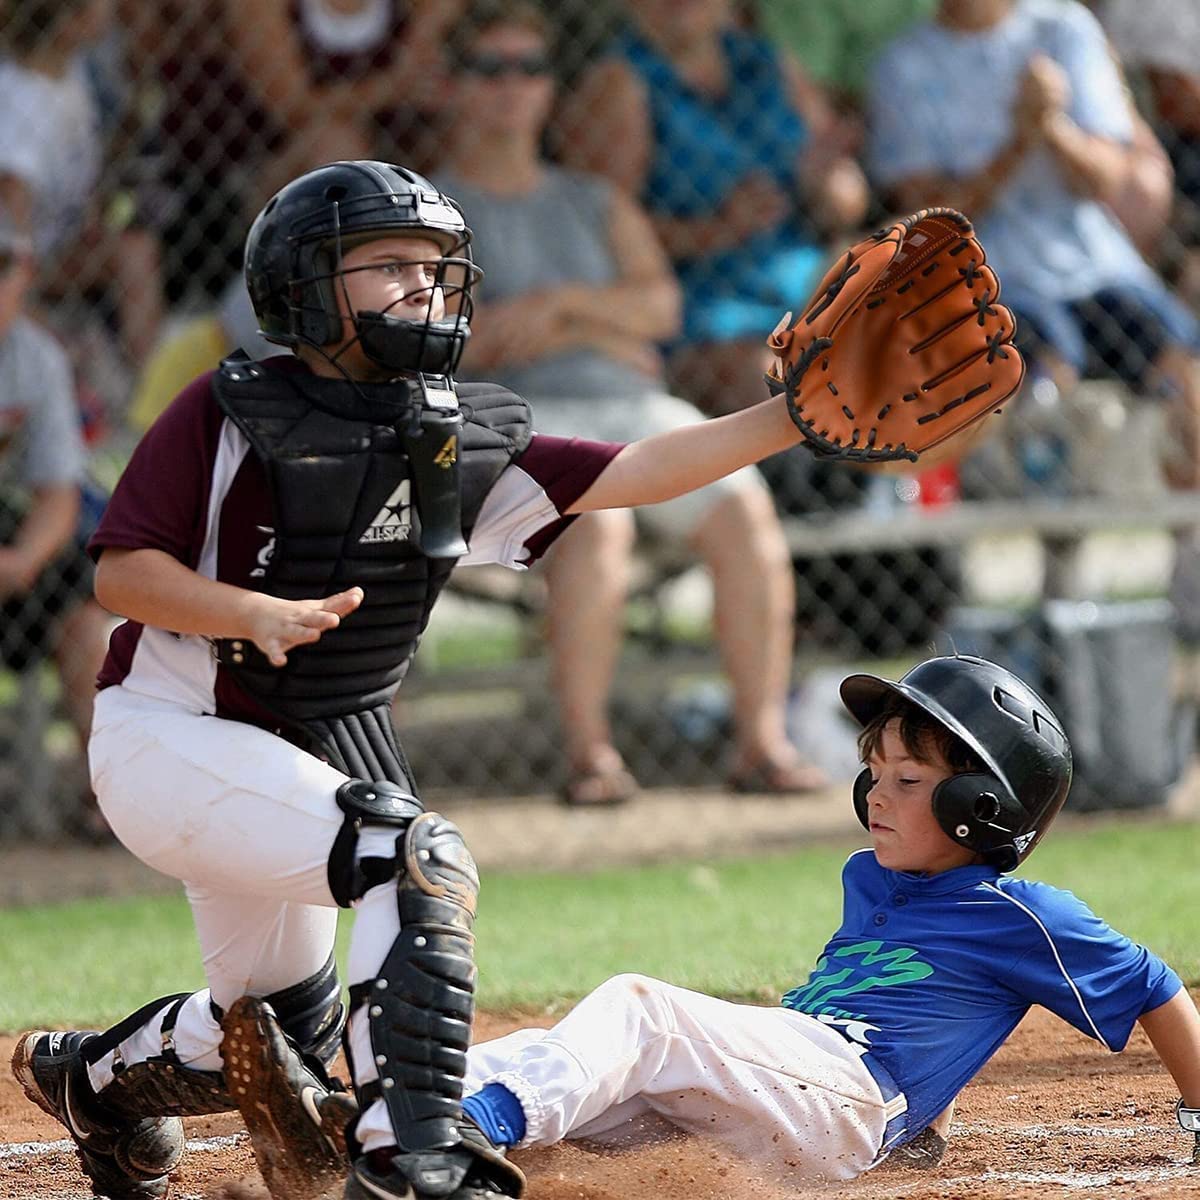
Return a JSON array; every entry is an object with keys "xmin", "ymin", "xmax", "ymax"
[
  {"xmin": 1142, "ymin": 341, "xmax": 1200, "ymax": 642},
  {"xmin": 50, "ymin": 596, "xmax": 110, "ymax": 748},
  {"xmin": 21, "ymin": 682, "xmax": 520, "ymax": 1198},
  {"xmin": 543, "ymin": 507, "xmax": 639, "ymax": 805},
  {"xmin": 465, "ymin": 974, "xmax": 892, "ymax": 1183},
  {"xmin": 15, "ymin": 690, "xmax": 357, "ymax": 1198},
  {"xmin": 1151, "ymin": 342, "xmax": 1200, "ymax": 490},
  {"xmin": 687, "ymin": 484, "xmax": 825, "ymax": 791},
  {"xmin": 1072, "ymin": 286, "xmax": 1200, "ymax": 642}
]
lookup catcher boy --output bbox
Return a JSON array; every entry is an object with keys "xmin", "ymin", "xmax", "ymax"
[
  {"xmin": 458, "ymin": 655, "xmax": 1200, "ymax": 1184},
  {"xmin": 11, "ymin": 162, "xmax": 1021, "ymax": 1200}
]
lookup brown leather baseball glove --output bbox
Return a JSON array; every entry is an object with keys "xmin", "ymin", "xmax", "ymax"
[{"xmin": 765, "ymin": 208, "xmax": 1024, "ymax": 464}]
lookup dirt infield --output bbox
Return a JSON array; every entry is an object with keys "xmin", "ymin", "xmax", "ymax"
[{"xmin": 2, "ymin": 1001, "xmax": 1195, "ymax": 1200}]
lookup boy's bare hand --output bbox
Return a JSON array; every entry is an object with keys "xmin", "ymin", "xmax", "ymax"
[{"xmin": 244, "ymin": 587, "xmax": 364, "ymax": 667}]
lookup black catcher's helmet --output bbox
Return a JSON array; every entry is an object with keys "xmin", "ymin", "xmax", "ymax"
[
  {"xmin": 244, "ymin": 160, "xmax": 479, "ymax": 375},
  {"xmin": 841, "ymin": 655, "xmax": 1072, "ymax": 871}
]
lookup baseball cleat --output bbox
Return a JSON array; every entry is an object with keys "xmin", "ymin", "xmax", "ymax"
[
  {"xmin": 344, "ymin": 1116, "xmax": 526, "ymax": 1200},
  {"xmin": 11, "ymin": 1030, "xmax": 184, "ymax": 1199},
  {"xmin": 220, "ymin": 996, "xmax": 359, "ymax": 1200}
]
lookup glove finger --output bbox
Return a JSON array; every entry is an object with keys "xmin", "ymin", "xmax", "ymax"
[
  {"xmin": 910, "ymin": 290, "xmax": 1018, "ymax": 395},
  {"xmin": 911, "ymin": 317, "xmax": 1025, "ymax": 452}
]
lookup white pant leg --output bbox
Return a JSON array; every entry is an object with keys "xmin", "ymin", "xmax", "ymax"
[
  {"xmin": 90, "ymin": 688, "xmax": 348, "ymax": 903},
  {"xmin": 86, "ymin": 688, "xmax": 382, "ymax": 1088},
  {"xmin": 468, "ymin": 1030, "xmax": 657, "ymax": 1143},
  {"xmin": 466, "ymin": 1029, "xmax": 551, "ymax": 1091},
  {"xmin": 475, "ymin": 974, "xmax": 890, "ymax": 1184}
]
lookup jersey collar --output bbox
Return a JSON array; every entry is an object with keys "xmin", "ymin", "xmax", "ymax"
[{"xmin": 882, "ymin": 862, "xmax": 1001, "ymax": 896}]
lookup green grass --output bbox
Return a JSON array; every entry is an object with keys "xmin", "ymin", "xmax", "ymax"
[{"xmin": 2, "ymin": 818, "xmax": 1197, "ymax": 1031}]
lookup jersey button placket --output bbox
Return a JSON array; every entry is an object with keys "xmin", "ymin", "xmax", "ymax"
[
  {"xmin": 873, "ymin": 912, "xmax": 887, "ymax": 926},
  {"xmin": 892, "ymin": 893, "xmax": 909, "ymax": 907}
]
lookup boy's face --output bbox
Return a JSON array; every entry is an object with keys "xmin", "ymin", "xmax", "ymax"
[
  {"xmin": 863, "ymin": 719, "xmax": 981, "ymax": 875},
  {"xmin": 452, "ymin": 24, "xmax": 555, "ymax": 142},
  {"xmin": 320, "ymin": 234, "xmax": 449, "ymax": 377}
]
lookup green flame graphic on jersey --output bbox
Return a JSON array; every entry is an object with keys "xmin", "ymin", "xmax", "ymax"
[{"xmin": 782, "ymin": 939, "xmax": 935, "ymax": 1020}]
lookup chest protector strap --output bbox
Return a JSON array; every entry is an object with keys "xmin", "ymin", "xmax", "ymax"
[{"xmin": 211, "ymin": 358, "xmax": 532, "ymax": 783}]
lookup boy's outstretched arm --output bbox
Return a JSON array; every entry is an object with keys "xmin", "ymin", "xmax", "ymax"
[
  {"xmin": 95, "ymin": 547, "xmax": 364, "ymax": 667},
  {"xmin": 1137, "ymin": 988, "xmax": 1200, "ymax": 1158},
  {"xmin": 566, "ymin": 396, "xmax": 803, "ymax": 514}
]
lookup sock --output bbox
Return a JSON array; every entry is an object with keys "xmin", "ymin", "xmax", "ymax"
[{"xmin": 462, "ymin": 1083, "xmax": 526, "ymax": 1147}]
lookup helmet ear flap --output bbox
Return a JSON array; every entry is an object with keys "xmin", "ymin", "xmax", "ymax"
[
  {"xmin": 932, "ymin": 773, "xmax": 1021, "ymax": 870},
  {"xmin": 299, "ymin": 244, "xmax": 347, "ymax": 347},
  {"xmin": 852, "ymin": 768, "xmax": 872, "ymax": 830}
]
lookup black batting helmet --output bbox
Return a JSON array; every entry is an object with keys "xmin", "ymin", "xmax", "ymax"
[
  {"xmin": 243, "ymin": 160, "xmax": 479, "ymax": 375},
  {"xmin": 841, "ymin": 655, "xmax": 1072, "ymax": 871}
]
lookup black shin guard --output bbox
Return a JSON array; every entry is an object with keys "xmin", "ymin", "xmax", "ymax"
[
  {"xmin": 260, "ymin": 954, "xmax": 346, "ymax": 1074},
  {"xmin": 350, "ymin": 811, "xmax": 479, "ymax": 1156}
]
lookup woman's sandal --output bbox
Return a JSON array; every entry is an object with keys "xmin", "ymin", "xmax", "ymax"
[
  {"xmin": 559, "ymin": 763, "xmax": 639, "ymax": 808},
  {"xmin": 729, "ymin": 758, "xmax": 829, "ymax": 796}
]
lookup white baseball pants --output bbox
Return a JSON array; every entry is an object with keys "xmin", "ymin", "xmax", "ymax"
[
  {"xmin": 464, "ymin": 974, "xmax": 901, "ymax": 1184},
  {"xmin": 85, "ymin": 685, "xmax": 408, "ymax": 1147}
]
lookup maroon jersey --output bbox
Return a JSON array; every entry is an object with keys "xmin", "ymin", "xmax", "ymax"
[{"xmin": 90, "ymin": 368, "xmax": 623, "ymax": 727}]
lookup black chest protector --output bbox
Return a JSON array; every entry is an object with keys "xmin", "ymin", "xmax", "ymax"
[{"xmin": 211, "ymin": 356, "xmax": 531, "ymax": 785}]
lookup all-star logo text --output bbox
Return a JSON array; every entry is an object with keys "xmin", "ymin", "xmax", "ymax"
[{"xmin": 360, "ymin": 480, "xmax": 412, "ymax": 544}]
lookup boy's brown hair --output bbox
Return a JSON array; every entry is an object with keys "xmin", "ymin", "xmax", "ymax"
[{"xmin": 857, "ymin": 695, "xmax": 984, "ymax": 776}]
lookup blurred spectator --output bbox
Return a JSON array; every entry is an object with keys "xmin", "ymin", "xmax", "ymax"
[
  {"xmin": 755, "ymin": 0, "xmax": 936, "ymax": 111},
  {"xmin": 1102, "ymin": 0, "xmax": 1200, "ymax": 293},
  {"xmin": 0, "ymin": 0, "xmax": 103, "ymax": 254},
  {"xmin": 440, "ymin": 1, "xmax": 825, "ymax": 803},
  {"xmin": 1103, "ymin": 105, "xmax": 1175, "ymax": 261},
  {"xmin": 867, "ymin": 0, "xmax": 1200, "ymax": 498},
  {"xmin": 129, "ymin": 277, "xmax": 280, "ymax": 433},
  {"xmin": 228, "ymin": 0, "xmax": 467, "ymax": 210},
  {"xmin": 115, "ymin": 0, "xmax": 274, "ymax": 305},
  {"xmin": 555, "ymin": 0, "xmax": 869, "ymax": 433},
  {"xmin": 0, "ymin": 0, "xmax": 164, "ymax": 366},
  {"xmin": 0, "ymin": 217, "xmax": 111, "ymax": 835}
]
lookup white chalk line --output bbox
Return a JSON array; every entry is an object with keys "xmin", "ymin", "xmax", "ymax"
[
  {"xmin": 3, "ymin": 1125, "xmax": 1195, "ymax": 1194},
  {"xmin": 0, "ymin": 1131, "xmax": 245, "ymax": 1163},
  {"xmin": 957, "ymin": 1121, "xmax": 1176, "ymax": 1140}
]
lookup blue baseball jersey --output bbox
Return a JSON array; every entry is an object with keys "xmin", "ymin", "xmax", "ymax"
[{"xmin": 781, "ymin": 850, "xmax": 1181, "ymax": 1145}]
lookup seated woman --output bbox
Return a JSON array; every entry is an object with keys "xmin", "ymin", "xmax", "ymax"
[
  {"xmin": 437, "ymin": 1, "xmax": 826, "ymax": 803},
  {"xmin": 555, "ymin": 0, "xmax": 870, "ymax": 423}
]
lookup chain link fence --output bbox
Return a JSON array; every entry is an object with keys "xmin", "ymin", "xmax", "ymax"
[{"xmin": 2, "ymin": 0, "xmax": 1200, "ymax": 838}]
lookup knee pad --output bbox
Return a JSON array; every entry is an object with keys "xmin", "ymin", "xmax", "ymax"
[
  {"xmin": 399, "ymin": 810, "xmax": 480, "ymax": 924},
  {"xmin": 349, "ymin": 812, "xmax": 481, "ymax": 1154},
  {"xmin": 327, "ymin": 778, "xmax": 424, "ymax": 907}
]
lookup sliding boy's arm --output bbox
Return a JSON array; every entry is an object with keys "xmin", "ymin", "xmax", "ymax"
[{"xmin": 1138, "ymin": 988, "xmax": 1200, "ymax": 1161}]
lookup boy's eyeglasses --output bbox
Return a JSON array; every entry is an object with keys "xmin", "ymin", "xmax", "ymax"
[{"xmin": 459, "ymin": 52, "xmax": 551, "ymax": 79}]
